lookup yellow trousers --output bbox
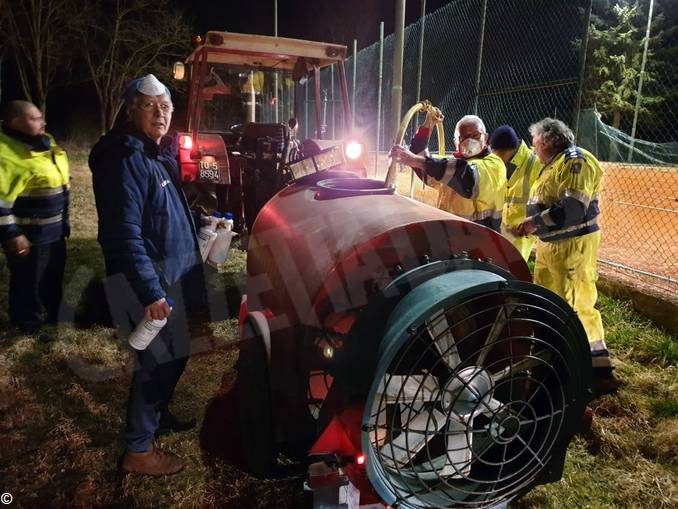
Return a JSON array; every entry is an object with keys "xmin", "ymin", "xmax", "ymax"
[
  {"xmin": 501, "ymin": 224, "xmax": 536, "ymax": 262},
  {"xmin": 533, "ymin": 231, "xmax": 604, "ymax": 344}
]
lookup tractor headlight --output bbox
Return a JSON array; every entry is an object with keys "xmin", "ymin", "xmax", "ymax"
[{"xmin": 345, "ymin": 141, "xmax": 362, "ymax": 160}]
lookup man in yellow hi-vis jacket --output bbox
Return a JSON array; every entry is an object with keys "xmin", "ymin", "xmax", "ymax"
[
  {"xmin": 391, "ymin": 109, "xmax": 506, "ymax": 232},
  {"xmin": 489, "ymin": 125, "xmax": 542, "ymax": 260},
  {"xmin": 0, "ymin": 101, "xmax": 70, "ymax": 336},
  {"xmin": 513, "ymin": 117, "xmax": 618, "ymax": 396}
]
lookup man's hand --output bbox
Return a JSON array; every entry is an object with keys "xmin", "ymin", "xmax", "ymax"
[
  {"xmin": 390, "ymin": 145, "xmax": 425, "ymax": 169},
  {"xmin": 423, "ymin": 107, "xmax": 444, "ymax": 129},
  {"xmin": 511, "ymin": 218, "xmax": 537, "ymax": 237},
  {"xmin": 3, "ymin": 235, "xmax": 31, "ymax": 257},
  {"xmin": 144, "ymin": 298, "xmax": 172, "ymax": 321}
]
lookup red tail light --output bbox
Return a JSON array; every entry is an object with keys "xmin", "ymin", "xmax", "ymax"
[{"xmin": 179, "ymin": 134, "xmax": 193, "ymax": 150}]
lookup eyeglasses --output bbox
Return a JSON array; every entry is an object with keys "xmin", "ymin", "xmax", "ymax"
[
  {"xmin": 136, "ymin": 100, "xmax": 174, "ymax": 113},
  {"xmin": 454, "ymin": 132, "xmax": 485, "ymax": 143}
]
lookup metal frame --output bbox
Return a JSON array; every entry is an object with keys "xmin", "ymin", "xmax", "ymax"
[{"xmin": 185, "ymin": 39, "xmax": 353, "ymax": 142}]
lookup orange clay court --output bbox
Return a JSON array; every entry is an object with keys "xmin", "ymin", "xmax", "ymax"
[{"xmin": 385, "ymin": 159, "xmax": 678, "ymax": 285}]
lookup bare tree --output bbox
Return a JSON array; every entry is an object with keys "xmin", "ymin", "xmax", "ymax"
[
  {"xmin": 2, "ymin": 0, "xmax": 77, "ymax": 115},
  {"xmin": 76, "ymin": 0, "xmax": 192, "ymax": 134}
]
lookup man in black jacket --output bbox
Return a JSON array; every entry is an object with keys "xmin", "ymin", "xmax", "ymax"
[{"xmin": 90, "ymin": 74, "xmax": 201, "ymax": 475}]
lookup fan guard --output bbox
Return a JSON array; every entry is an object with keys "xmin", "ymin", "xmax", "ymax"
[{"xmin": 362, "ymin": 270, "xmax": 590, "ymax": 508}]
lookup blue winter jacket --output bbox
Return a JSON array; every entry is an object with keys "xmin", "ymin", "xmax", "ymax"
[{"xmin": 89, "ymin": 129, "xmax": 200, "ymax": 306}]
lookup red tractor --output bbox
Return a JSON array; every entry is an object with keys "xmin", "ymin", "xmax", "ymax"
[{"xmin": 173, "ymin": 31, "xmax": 367, "ymax": 233}]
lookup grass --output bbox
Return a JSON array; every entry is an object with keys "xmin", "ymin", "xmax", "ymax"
[{"xmin": 0, "ymin": 146, "xmax": 676, "ymax": 508}]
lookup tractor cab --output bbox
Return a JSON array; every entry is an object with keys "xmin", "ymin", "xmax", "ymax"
[{"xmin": 174, "ymin": 31, "xmax": 366, "ymax": 232}]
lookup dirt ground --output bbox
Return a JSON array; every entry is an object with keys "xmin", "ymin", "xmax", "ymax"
[{"xmin": 370, "ymin": 155, "xmax": 678, "ymax": 294}]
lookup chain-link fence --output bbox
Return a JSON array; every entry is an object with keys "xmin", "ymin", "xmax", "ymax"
[
  {"xmin": 576, "ymin": 0, "xmax": 677, "ymax": 295},
  {"xmin": 301, "ymin": 0, "xmax": 677, "ymax": 296}
]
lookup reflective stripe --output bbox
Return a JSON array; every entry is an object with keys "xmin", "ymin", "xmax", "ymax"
[
  {"xmin": 469, "ymin": 163, "xmax": 480, "ymax": 199},
  {"xmin": 540, "ymin": 210, "xmax": 556, "ymax": 227},
  {"xmin": 0, "ymin": 198, "xmax": 15, "ymax": 208},
  {"xmin": 0, "ymin": 214, "xmax": 16, "ymax": 226},
  {"xmin": 440, "ymin": 160, "xmax": 457, "ymax": 186},
  {"xmin": 540, "ymin": 217, "xmax": 599, "ymax": 240},
  {"xmin": 469, "ymin": 209, "xmax": 502, "ymax": 222},
  {"xmin": 14, "ymin": 214, "xmax": 63, "ymax": 226},
  {"xmin": 18, "ymin": 184, "xmax": 70, "ymax": 198},
  {"xmin": 519, "ymin": 153, "xmax": 537, "ymax": 204},
  {"xmin": 564, "ymin": 189, "xmax": 598, "ymax": 208},
  {"xmin": 528, "ymin": 192, "xmax": 599, "ymax": 209}
]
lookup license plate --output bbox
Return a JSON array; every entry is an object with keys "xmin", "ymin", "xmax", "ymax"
[{"xmin": 198, "ymin": 159, "xmax": 220, "ymax": 182}]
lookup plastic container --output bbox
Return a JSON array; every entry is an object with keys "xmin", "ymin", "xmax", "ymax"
[
  {"xmin": 197, "ymin": 213, "xmax": 221, "ymax": 262},
  {"xmin": 128, "ymin": 298, "xmax": 174, "ymax": 350},
  {"xmin": 223, "ymin": 211, "xmax": 234, "ymax": 231},
  {"xmin": 207, "ymin": 212, "xmax": 237, "ymax": 268}
]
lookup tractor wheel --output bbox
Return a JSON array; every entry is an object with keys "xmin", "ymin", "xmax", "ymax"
[{"xmin": 235, "ymin": 321, "xmax": 274, "ymax": 478}]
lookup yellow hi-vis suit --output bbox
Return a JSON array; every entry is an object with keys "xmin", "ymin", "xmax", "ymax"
[
  {"xmin": 409, "ymin": 125, "xmax": 506, "ymax": 231},
  {"xmin": 501, "ymin": 140, "xmax": 541, "ymax": 261},
  {"xmin": 528, "ymin": 146, "xmax": 604, "ymax": 347},
  {"xmin": 428, "ymin": 152, "xmax": 506, "ymax": 231},
  {"xmin": 0, "ymin": 128, "xmax": 70, "ymax": 244}
]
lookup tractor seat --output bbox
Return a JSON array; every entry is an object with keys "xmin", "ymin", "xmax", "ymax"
[{"xmin": 240, "ymin": 122, "xmax": 291, "ymax": 165}]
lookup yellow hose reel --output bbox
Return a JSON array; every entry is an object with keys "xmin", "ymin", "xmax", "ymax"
[{"xmin": 384, "ymin": 100, "xmax": 446, "ymax": 196}]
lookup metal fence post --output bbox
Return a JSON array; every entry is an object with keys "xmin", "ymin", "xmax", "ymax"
[
  {"xmin": 274, "ymin": 0, "xmax": 279, "ymax": 123},
  {"xmin": 628, "ymin": 0, "xmax": 655, "ymax": 161},
  {"xmin": 304, "ymin": 81, "xmax": 308, "ymax": 139},
  {"xmin": 574, "ymin": 0, "xmax": 592, "ymax": 139},
  {"xmin": 391, "ymin": 0, "xmax": 406, "ymax": 144},
  {"xmin": 416, "ymin": 0, "xmax": 426, "ymax": 108},
  {"xmin": 331, "ymin": 64, "xmax": 336, "ymax": 139},
  {"xmin": 376, "ymin": 21, "xmax": 385, "ymax": 177},
  {"xmin": 473, "ymin": 0, "xmax": 488, "ymax": 115},
  {"xmin": 352, "ymin": 39, "xmax": 357, "ymax": 131},
  {"xmin": 412, "ymin": 0, "xmax": 427, "ymax": 197}
]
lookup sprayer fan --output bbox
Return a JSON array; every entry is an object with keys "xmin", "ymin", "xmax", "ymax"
[{"xmin": 363, "ymin": 270, "xmax": 590, "ymax": 508}]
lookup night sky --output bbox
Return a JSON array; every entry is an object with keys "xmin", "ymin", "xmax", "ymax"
[
  {"xmin": 1, "ymin": 1, "xmax": 451, "ymax": 136},
  {"xmin": 179, "ymin": 0, "xmax": 451, "ymax": 50}
]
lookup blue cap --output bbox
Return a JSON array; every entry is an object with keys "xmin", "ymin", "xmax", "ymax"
[
  {"xmin": 225, "ymin": 212, "xmax": 233, "ymax": 220},
  {"xmin": 489, "ymin": 125, "xmax": 519, "ymax": 150},
  {"xmin": 166, "ymin": 297, "xmax": 175, "ymax": 308},
  {"xmin": 213, "ymin": 212, "xmax": 223, "ymax": 218}
]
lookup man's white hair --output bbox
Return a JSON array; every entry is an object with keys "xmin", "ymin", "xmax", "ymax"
[
  {"xmin": 529, "ymin": 118, "xmax": 574, "ymax": 154},
  {"xmin": 455, "ymin": 115, "xmax": 487, "ymax": 136}
]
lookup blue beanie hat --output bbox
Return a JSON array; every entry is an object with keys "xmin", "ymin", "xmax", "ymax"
[
  {"xmin": 123, "ymin": 74, "xmax": 171, "ymax": 106},
  {"xmin": 489, "ymin": 125, "xmax": 519, "ymax": 150}
]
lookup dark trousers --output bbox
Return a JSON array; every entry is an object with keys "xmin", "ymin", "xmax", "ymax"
[
  {"xmin": 105, "ymin": 276, "xmax": 193, "ymax": 453},
  {"xmin": 7, "ymin": 238, "xmax": 66, "ymax": 328},
  {"xmin": 124, "ymin": 320, "xmax": 190, "ymax": 453}
]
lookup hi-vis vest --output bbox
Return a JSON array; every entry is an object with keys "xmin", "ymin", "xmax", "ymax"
[
  {"xmin": 503, "ymin": 140, "xmax": 541, "ymax": 228},
  {"xmin": 429, "ymin": 151, "xmax": 506, "ymax": 230},
  {"xmin": 0, "ymin": 127, "xmax": 70, "ymax": 244},
  {"xmin": 527, "ymin": 146, "xmax": 602, "ymax": 242}
]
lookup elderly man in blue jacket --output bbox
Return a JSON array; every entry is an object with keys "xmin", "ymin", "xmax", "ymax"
[{"xmin": 90, "ymin": 75, "xmax": 201, "ymax": 476}]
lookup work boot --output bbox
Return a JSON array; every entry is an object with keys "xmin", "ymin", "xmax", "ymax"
[
  {"xmin": 121, "ymin": 445, "xmax": 185, "ymax": 476},
  {"xmin": 156, "ymin": 409, "xmax": 196, "ymax": 437},
  {"xmin": 578, "ymin": 406, "xmax": 594, "ymax": 435},
  {"xmin": 591, "ymin": 343, "xmax": 620, "ymax": 397}
]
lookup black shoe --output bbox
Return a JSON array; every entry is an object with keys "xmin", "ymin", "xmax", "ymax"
[
  {"xmin": 590, "ymin": 345, "xmax": 620, "ymax": 397},
  {"xmin": 17, "ymin": 321, "xmax": 43, "ymax": 335},
  {"xmin": 591, "ymin": 366, "xmax": 621, "ymax": 397},
  {"xmin": 156, "ymin": 410, "xmax": 196, "ymax": 437},
  {"xmin": 37, "ymin": 332, "xmax": 54, "ymax": 343}
]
